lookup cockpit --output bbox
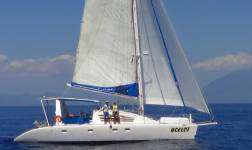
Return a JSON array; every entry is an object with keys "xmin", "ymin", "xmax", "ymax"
[{"xmin": 40, "ymin": 97, "xmax": 100, "ymax": 126}]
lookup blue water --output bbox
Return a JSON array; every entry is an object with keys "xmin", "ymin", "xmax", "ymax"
[{"xmin": 0, "ymin": 104, "xmax": 252, "ymax": 150}]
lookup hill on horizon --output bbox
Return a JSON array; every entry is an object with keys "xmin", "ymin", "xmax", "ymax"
[
  {"xmin": 203, "ymin": 69, "xmax": 252, "ymax": 104},
  {"xmin": 1, "ymin": 69, "xmax": 252, "ymax": 106}
]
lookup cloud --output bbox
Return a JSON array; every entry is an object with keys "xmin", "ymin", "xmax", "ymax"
[
  {"xmin": 0, "ymin": 54, "xmax": 7, "ymax": 63},
  {"xmin": 0, "ymin": 53, "xmax": 75, "ymax": 77},
  {"xmin": 194, "ymin": 52, "xmax": 252, "ymax": 72}
]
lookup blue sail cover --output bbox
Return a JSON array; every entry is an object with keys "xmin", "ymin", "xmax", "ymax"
[{"xmin": 71, "ymin": 82, "xmax": 139, "ymax": 97}]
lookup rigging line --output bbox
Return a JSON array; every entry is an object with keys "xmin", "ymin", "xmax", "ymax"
[
  {"xmin": 202, "ymin": 92, "xmax": 215, "ymax": 121},
  {"xmin": 150, "ymin": 0, "xmax": 187, "ymax": 113},
  {"xmin": 139, "ymin": 0, "xmax": 166, "ymax": 105}
]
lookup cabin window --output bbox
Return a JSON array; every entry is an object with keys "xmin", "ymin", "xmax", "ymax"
[
  {"xmin": 125, "ymin": 128, "xmax": 131, "ymax": 132},
  {"xmin": 112, "ymin": 128, "xmax": 118, "ymax": 132},
  {"xmin": 88, "ymin": 129, "xmax": 94, "ymax": 133},
  {"xmin": 61, "ymin": 130, "xmax": 68, "ymax": 133}
]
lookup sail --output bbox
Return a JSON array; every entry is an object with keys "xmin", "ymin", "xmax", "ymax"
[
  {"xmin": 72, "ymin": 0, "xmax": 138, "ymax": 97},
  {"xmin": 137, "ymin": 0, "xmax": 184, "ymax": 106},
  {"xmin": 148, "ymin": 0, "xmax": 210, "ymax": 114}
]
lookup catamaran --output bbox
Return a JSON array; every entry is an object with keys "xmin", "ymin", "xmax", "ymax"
[{"xmin": 15, "ymin": 0, "xmax": 217, "ymax": 142}]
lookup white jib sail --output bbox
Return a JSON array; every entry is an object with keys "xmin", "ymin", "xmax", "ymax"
[
  {"xmin": 72, "ymin": 0, "xmax": 137, "ymax": 92},
  {"xmin": 151, "ymin": 0, "xmax": 210, "ymax": 114},
  {"xmin": 137, "ymin": 0, "xmax": 184, "ymax": 106}
]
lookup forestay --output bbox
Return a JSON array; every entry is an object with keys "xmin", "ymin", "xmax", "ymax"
[{"xmin": 72, "ymin": 0, "xmax": 138, "ymax": 97}]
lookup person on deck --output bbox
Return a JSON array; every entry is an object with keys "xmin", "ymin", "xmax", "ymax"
[
  {"xmin": 112, "ymin": 102, "xmax": 120, "ymax": 124},
  {"xmin": 103, "ymin": 101, "xmax": 111, "ymax": 127}
]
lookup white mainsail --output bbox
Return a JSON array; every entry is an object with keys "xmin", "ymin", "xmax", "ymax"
[{"xmin": 72, "ymin": 0, "xmax": 138, "ymax": 96}]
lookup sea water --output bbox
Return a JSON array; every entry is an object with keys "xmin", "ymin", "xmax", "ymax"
[{"xmin": 0, "ymin": 104, "xmax": 252, "ymax": 150}]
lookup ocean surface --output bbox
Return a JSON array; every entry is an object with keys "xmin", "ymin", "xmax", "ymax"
[{"xmin": 0, "ymin": 104, "xmax": 252, "ymax": 150}]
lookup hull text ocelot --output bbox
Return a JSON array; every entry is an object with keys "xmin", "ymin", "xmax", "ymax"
[{"xmin": 171, "ymin": 127, "xmax": 190, "ymax": 133}]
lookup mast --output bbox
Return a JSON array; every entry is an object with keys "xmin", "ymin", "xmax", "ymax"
[{"xmin": 133, "ymin": 0, "xmax": 144, "ymax": 115}]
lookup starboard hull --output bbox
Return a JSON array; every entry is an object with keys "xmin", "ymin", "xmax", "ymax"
[{"xmin": 15, "ymin": 123, "xmax": 198, "ymax": 142}]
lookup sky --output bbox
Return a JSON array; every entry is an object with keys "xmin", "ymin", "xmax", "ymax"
[{"xmin": 0, "ymin": 0, "xmax": 252, "ymax": 105}]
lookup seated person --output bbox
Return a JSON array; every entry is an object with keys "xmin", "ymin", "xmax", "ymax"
[
  {"xmin": 103, "ymin": 101, "xmax": 111, "ymax": 125},
  {"xmin": 112, "ymin": 102, "xmax": 120, "ymax": 124}
]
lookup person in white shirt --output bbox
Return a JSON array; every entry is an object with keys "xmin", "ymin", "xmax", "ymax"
[{"xmin": 103, "ymin": 101, "xmax": 111, "ymax": 127}]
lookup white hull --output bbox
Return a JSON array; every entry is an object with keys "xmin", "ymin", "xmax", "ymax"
[
  {"xmin": 15, "ymin": 110, "xmax": 198, "ymax": 142},
  {"xmin": 15, "ymin": 123, "xmax": 197, "ymax": 142}
]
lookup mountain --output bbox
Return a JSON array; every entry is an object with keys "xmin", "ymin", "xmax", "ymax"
[
  {"xmin": 203, "ymin": 69, "xmax": 252, "ymax": 104},
  {"xmin": 0, "ymin": 93, "xmax": 61, "ymax": 106},
  {"xmin": 2, "ymin": 69, "xmax": 252, "ymax": 106}
]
